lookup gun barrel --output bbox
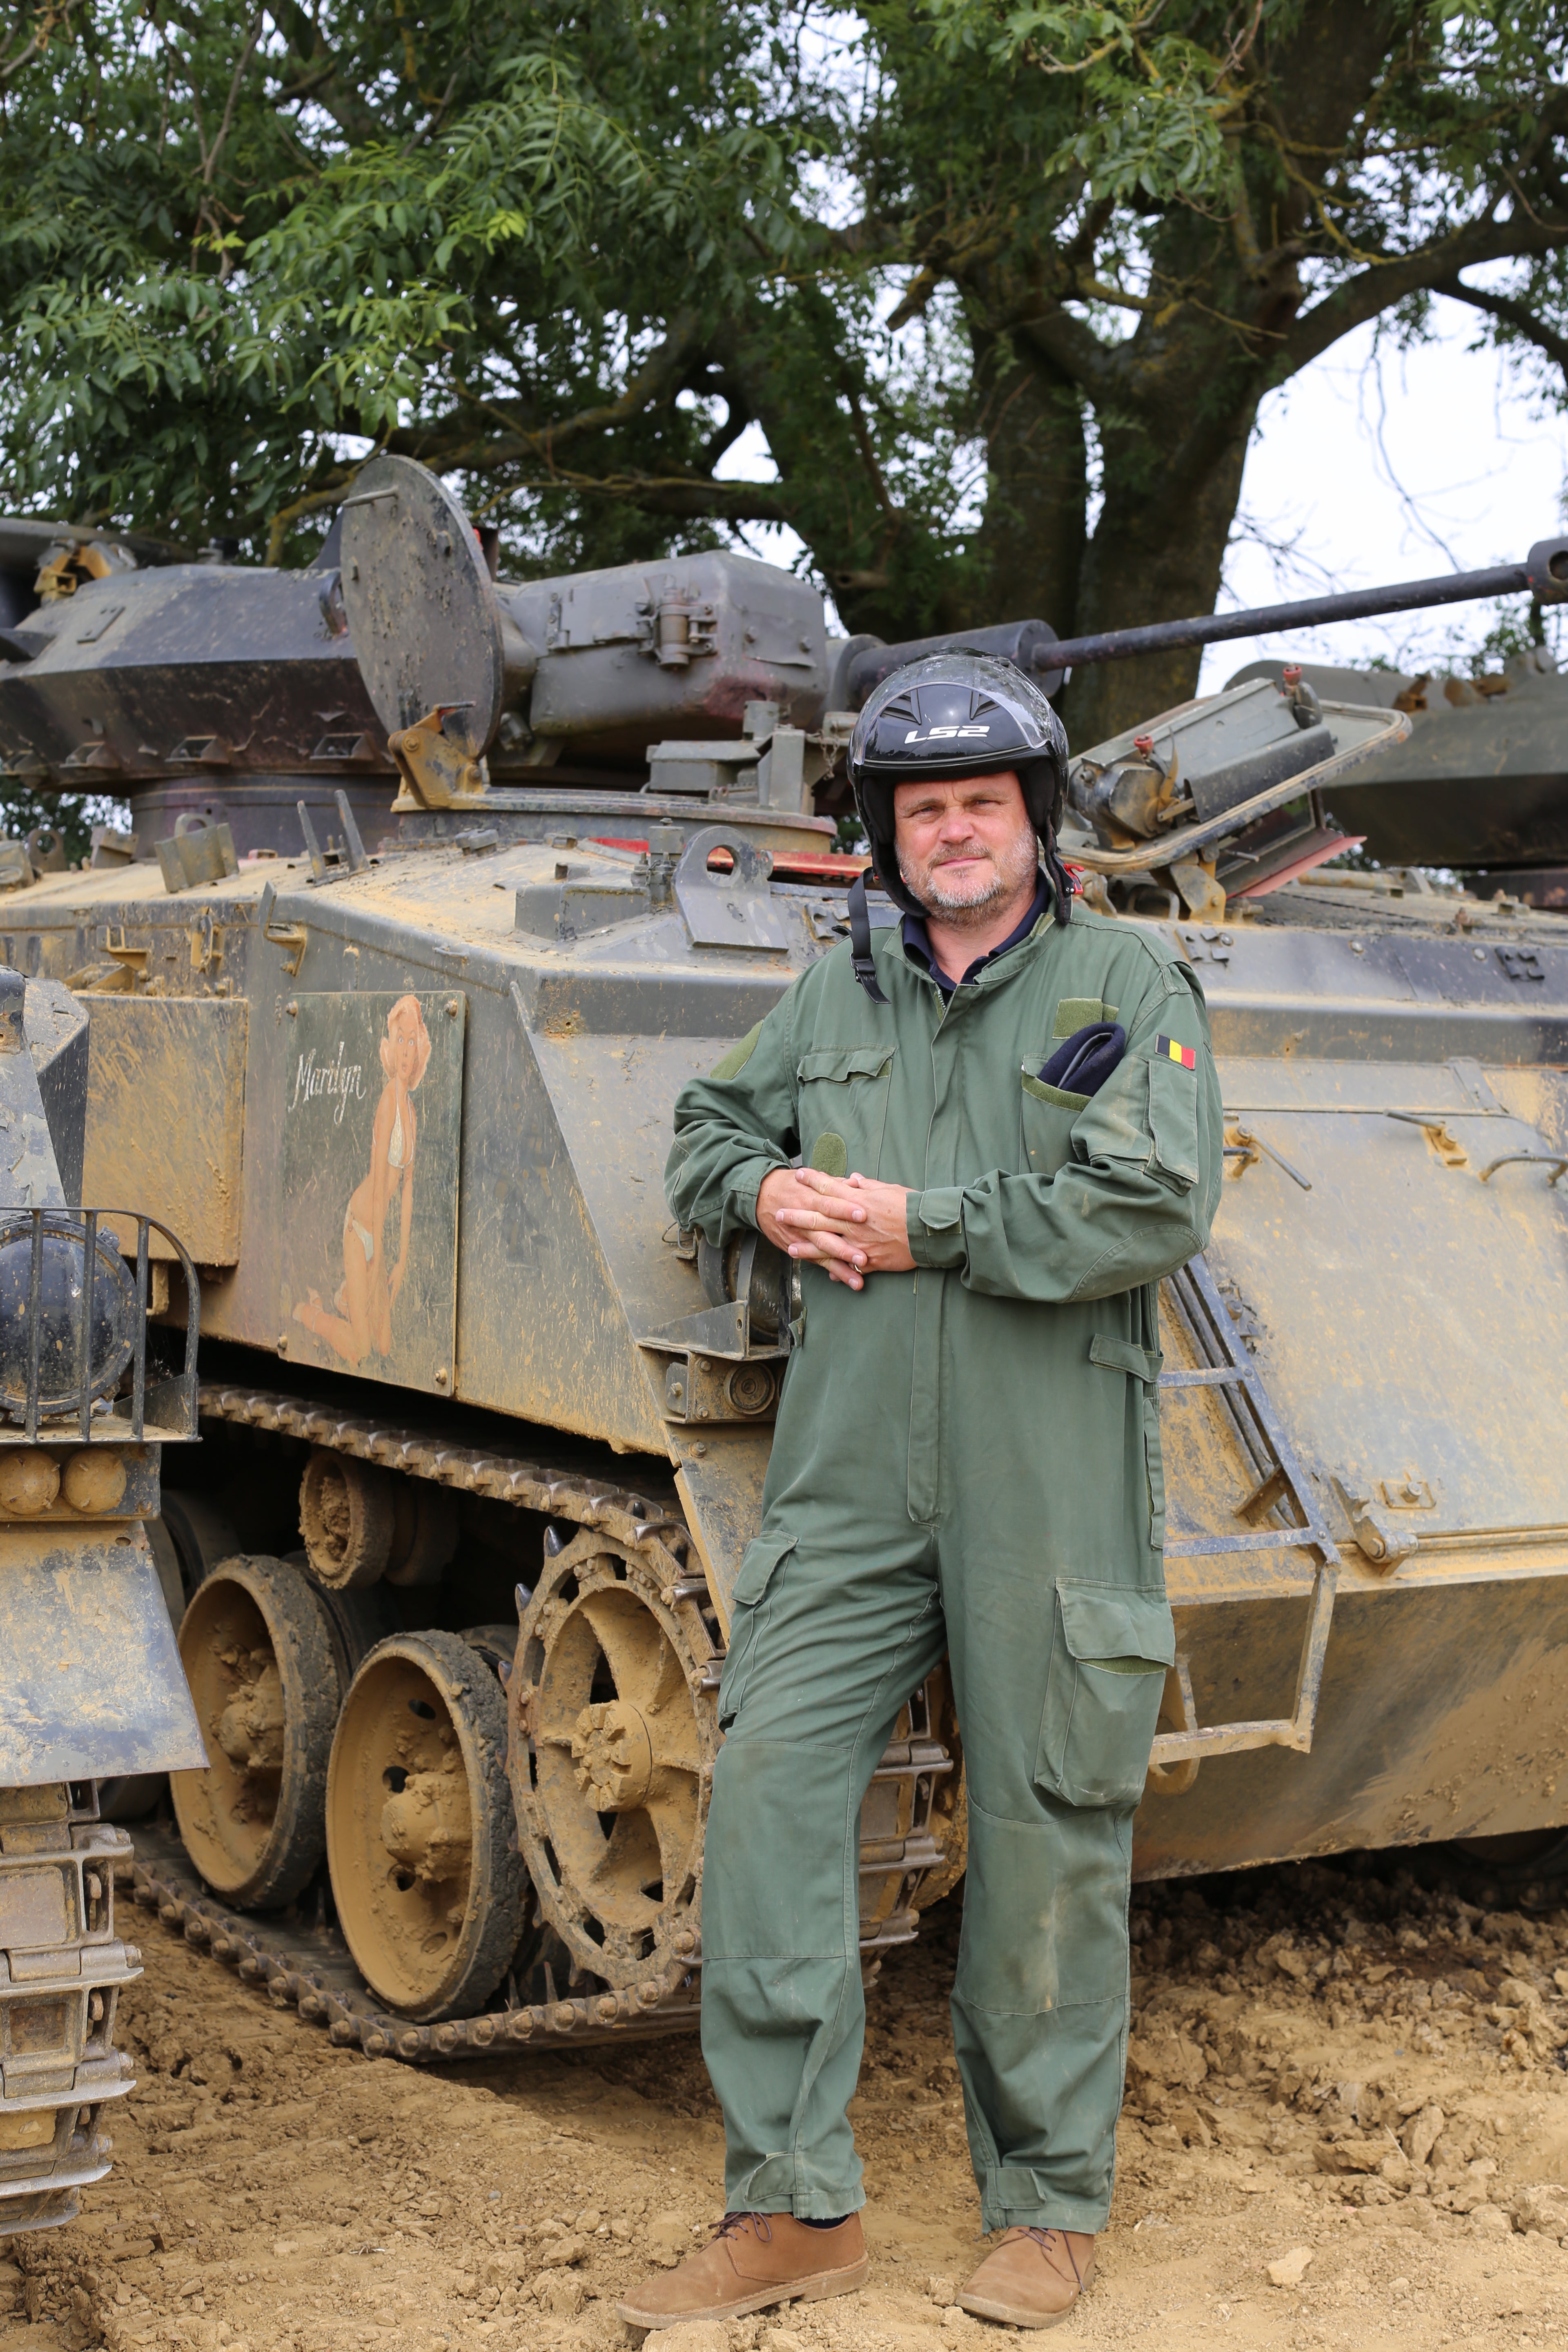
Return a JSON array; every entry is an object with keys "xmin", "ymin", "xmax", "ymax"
[
  {"xmin": 841, "ymin": 539, "xmax": 1568, "ymax": 706},
  {"xmin": 1045, "ymin": 560, "xmax": 1533, "ymax": 671}
]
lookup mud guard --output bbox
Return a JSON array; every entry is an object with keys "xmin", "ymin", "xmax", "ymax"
[{"xmin": 0, "ymin": 1526, "xmax": 207, "ymax": 1785}]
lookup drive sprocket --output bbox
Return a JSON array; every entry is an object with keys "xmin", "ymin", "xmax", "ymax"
[{"xmin": 508, "ymin": 1529, "xmax": 719, "ymax": 1998}]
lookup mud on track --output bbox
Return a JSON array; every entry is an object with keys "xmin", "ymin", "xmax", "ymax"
[{"xmin": 4, "ymin": 1850, "xmax": 1568, "ymax": 2352}]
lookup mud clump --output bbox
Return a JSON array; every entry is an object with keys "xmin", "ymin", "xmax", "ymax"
[{"xmin": 6, "ymin": 1852, "xmax": 1568, "ymax": 2350}]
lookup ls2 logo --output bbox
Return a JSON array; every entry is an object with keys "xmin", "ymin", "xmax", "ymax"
[{"xmin": 902, "ymin": 724, "xmax": 991, "ymax": 742}]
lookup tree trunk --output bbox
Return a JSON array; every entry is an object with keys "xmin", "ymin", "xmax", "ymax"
[
  {"xmin": 936, "ymin": 2, "xmax": 1407, "ymax": 752},
  {"xmin": 957, "ymin": 329, "xmax": 1087, "ymax": 639},
  {"xmin": 715, "ymin": 302, "xmax": 963, "ymax": 645},
  {"xmin": 1058, "ymin": 415, "xmax": 1254, "ymax": 749}
]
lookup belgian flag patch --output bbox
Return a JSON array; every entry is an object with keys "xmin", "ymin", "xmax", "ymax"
[{"xmin": 1156, "ymin": 1036, "xmax": 1197, "ymax": 1070}]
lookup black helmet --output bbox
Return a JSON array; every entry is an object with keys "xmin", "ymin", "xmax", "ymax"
[{"xmin": 846, "ymin": 652, "xmax": 1072, "ymax": 920}]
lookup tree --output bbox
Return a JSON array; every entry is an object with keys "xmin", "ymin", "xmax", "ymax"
[
  {"xmin": 3, "ymin": 2, "xmax": 1565, "ymax": 744},
  {"xmin": 869, "ymin": 0, "xmax": 1568, "ymax": 735}
]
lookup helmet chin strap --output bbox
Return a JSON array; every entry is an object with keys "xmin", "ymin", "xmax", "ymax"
[
  {"xmin": 847, "ymin": 869, "xmax": 889, "ymax": 1004},
  {"xmin": 1041, "ymin": 829, "xmax": 1074, "ymax": 928}
]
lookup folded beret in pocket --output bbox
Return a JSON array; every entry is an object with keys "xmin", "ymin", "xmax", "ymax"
[{"xmin": 1038, "ymin": 1020, "xmax": 1127, "ymax": 1098}]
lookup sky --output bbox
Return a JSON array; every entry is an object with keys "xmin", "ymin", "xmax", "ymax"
[
  {"xmin": 1194, "ymin": 309, "xmax": 1568, "ymax": 693},
  {"xmin": 717, "ymin": 303, "xmax": 1568, "ymax": 702}
]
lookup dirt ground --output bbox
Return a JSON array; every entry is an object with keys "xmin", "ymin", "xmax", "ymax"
[{"xmin": 5, "ymin": 1849, "xmax": 1568, "ymax": 2352}]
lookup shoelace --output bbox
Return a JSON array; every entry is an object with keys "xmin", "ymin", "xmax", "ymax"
[
  {"xmin": 713, "ymin": 2211, "xmax": 773, "ymax": 2244},
  {"xmin": 1019, "ymin": 2227, "xmax": 1082, "ymax": 2287}
]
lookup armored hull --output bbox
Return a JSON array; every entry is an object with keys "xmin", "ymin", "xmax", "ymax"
[{"xmin": 0, "ymin": 462, "xmax": 1563, "ymax": 2069}]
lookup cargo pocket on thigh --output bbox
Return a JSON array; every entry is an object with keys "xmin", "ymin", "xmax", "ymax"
[
  {"xmin": 717, "ymin": 1533, "xmax": 797, "ymax": 1731},
  {"xmin": 1035, "ymin": 1580, "xmax": 1176, "ymax": 1807}
]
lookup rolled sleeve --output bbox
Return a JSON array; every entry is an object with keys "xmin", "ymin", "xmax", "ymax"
[
  {"xmin": 727, "ymin": 1152, "xmax": 790, "ymax": 1233},
  {"xmin": 906, "ymin": 1187, "xmax": 967, "ymax": 1269}
]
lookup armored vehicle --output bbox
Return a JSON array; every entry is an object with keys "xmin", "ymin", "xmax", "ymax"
[
  {"xmin": 0, "ymin": 964, "xmax": 204, "ymax": 2234},
  {"xmin": 1226, "ymin": 644, "xmax": 1568, "ymax": 904},
  {"xmin": 0, "ymin": 459, "xmax": 1566, "ymax": 2067}
]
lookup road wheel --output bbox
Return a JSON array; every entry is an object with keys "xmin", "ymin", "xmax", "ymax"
[
  {"xmin": 291, "ymin": 1556, "xmax": 401, "ymax": 1692},
  {"xmin": 1447, "ymin": 1829, "xmax": 1568, "ymax": 1912},
  {"xmin": 98, "ymin": 1775, "xmax": 166, "ymax": 1823},
  {"xmin": 385, "ymin": 1479, "xmax": 459, "ymax": 1588},
  {"xmin": 326, "ymin": 1630, "xmax": 527, "ymax": 2021},
  {"xmin": 157, "ymin": 1490, "xmax": 241, "ymax": 1606},
  {"xmin": 171, "ymin": 1555, "xmax": 339, "ymax": 1907},
  {"xmin": 299, "ymin": 1450, "xmax": 396, "ymax": 1589}
]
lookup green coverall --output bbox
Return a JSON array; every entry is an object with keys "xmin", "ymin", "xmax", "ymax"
[{"xmin": 665, "ymin": 893, "xmax": 1223, "ymax": 2234}]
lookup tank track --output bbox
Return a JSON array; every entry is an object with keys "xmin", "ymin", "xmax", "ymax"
[
  {"xmin": 160, "ymin": 1380, "xmax": 956, "ymax": 2053},
  {"xmin": 197, "ymin": 1382, "xmax": 693, "ymax": 1591},
  {"xmin": 128, "ymin": 1825, "xmax": 701, "ymax": 2060}
]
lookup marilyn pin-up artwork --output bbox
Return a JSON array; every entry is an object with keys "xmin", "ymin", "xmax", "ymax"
[{"xmin": 281, "ymin": 991, "xmax": 465, "ymax": 1395}]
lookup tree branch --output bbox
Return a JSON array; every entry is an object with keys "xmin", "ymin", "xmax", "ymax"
[
  {"xmin": 265, "ymin": 479, "xmax": 357, "ymax": 566},
  {"xmin": 1278, "ymin": 217, "xmax": 1568, "ymax": 377},
  {"xmin": 401, "ymin": 68, "xmax": 459, "ymax": 157},
  {"xmin": 266, "ymin": 58, "xmax": 341, "ymax": 110},
  {"xmin": 0, "ymin": 0, "xmax": 70, "ymax": 82},
  {"xmin": 263, "ymin": 0, "xmax": 387, "ymax": 145},
  {"xmin": 1435, "ymin": 275, "xmax": 1568, "ymax": 382},
  {"xmin": 840, "ymin": 379, "xmax": 898, "ymax": 519},
  {"xmin": 440, "ymin": 313, "xmax": 703, "ymax": 465},
  {"xmin": 410, "ymin": 457, "xmax": 796, "ymax": 526},
  {"xmin": 1012, "ymin": 302, "xmax": 1125, "ymax": 398},
  {"xmin": 203, "ymin": 11, "xmax": 264, "ymax": 188}
]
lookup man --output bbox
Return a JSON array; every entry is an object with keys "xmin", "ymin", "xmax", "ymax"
[{"xmin": 622, "ymin": 653, "xmax": 1222, "ymax": 2334}]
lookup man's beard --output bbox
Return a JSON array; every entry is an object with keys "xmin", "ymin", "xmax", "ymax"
[{"xmin": 900, "ymin": 823, "xmax": 1040, "ymax": 930}]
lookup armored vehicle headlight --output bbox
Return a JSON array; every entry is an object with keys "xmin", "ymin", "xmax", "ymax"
[{"xmin": 0, "ymin": 1214, "xmax": 137, "ymax": 1423}]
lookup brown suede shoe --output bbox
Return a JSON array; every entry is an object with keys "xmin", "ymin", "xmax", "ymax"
[
  {"xmin": 958, "ymin": 2227, "xmax": 1096, "ymax": 2329},
  {"xmin": 617, "ymin": 2209, "xmax": 869, "ymax": 2329}
]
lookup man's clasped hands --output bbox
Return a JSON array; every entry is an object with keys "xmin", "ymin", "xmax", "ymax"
[{"xmin": 755, "ymin": 1165, "xmax": 917, "ymax": 1292}]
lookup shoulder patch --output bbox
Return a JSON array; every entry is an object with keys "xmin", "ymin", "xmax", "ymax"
[
  {"xmin": 1154, "ymin": 1035, "xmax": 1197, "ymax": 1070},
  {"xmin": 710, "ymin": 1021, "xmax": 763, "ymax": 1084}
]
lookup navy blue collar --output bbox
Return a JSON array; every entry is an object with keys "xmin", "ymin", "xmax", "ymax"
[{"xmin": 901, "ymin": 871, "xmax": 1050, "ymax": 997}]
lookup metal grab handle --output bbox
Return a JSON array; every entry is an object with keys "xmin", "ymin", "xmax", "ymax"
[
  {"xmin": 1478, "ymin": 1150, "xmax": 1568, "ymax": 1187},
  {"xmin": 1224, "ymin": 1122, "xmax": 1312, "ymax": 1191},
  {"xmin": 1147, "ymin": 1559, "xmax": 1338, "ymax": 1775}
]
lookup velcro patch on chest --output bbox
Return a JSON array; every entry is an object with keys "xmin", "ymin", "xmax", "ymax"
[
  {"xmin": 1053, "ymin": 996, "xmax": 1116, "ymax": 1038},
  {"xmin": 1155, "ymin": 1036, "xmax": 1197, "ymax": 1070}
]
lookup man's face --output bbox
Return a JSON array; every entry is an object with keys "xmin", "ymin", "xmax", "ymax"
[{"xmin": 892, "ymin": 771, "xmax": 1038, "ymax": 927}]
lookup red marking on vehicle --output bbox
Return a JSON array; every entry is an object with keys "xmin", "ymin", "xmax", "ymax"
[
  {"xmin": 588, "ymin": 837, "xmax": 871, "ymax": 884},
  {"xmin": 1231, "ymin": 834, "xmax": 1365, "ymax": 901}
]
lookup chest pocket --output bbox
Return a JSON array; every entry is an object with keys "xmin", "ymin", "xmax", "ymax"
[
  {"xmin": 1020, "ymin": 1068, "xmax": 1085, "ymax": 1179},
  {"xmin": 795, "ymin": 1045, "xmax": 896, "ymax": 1180}
]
